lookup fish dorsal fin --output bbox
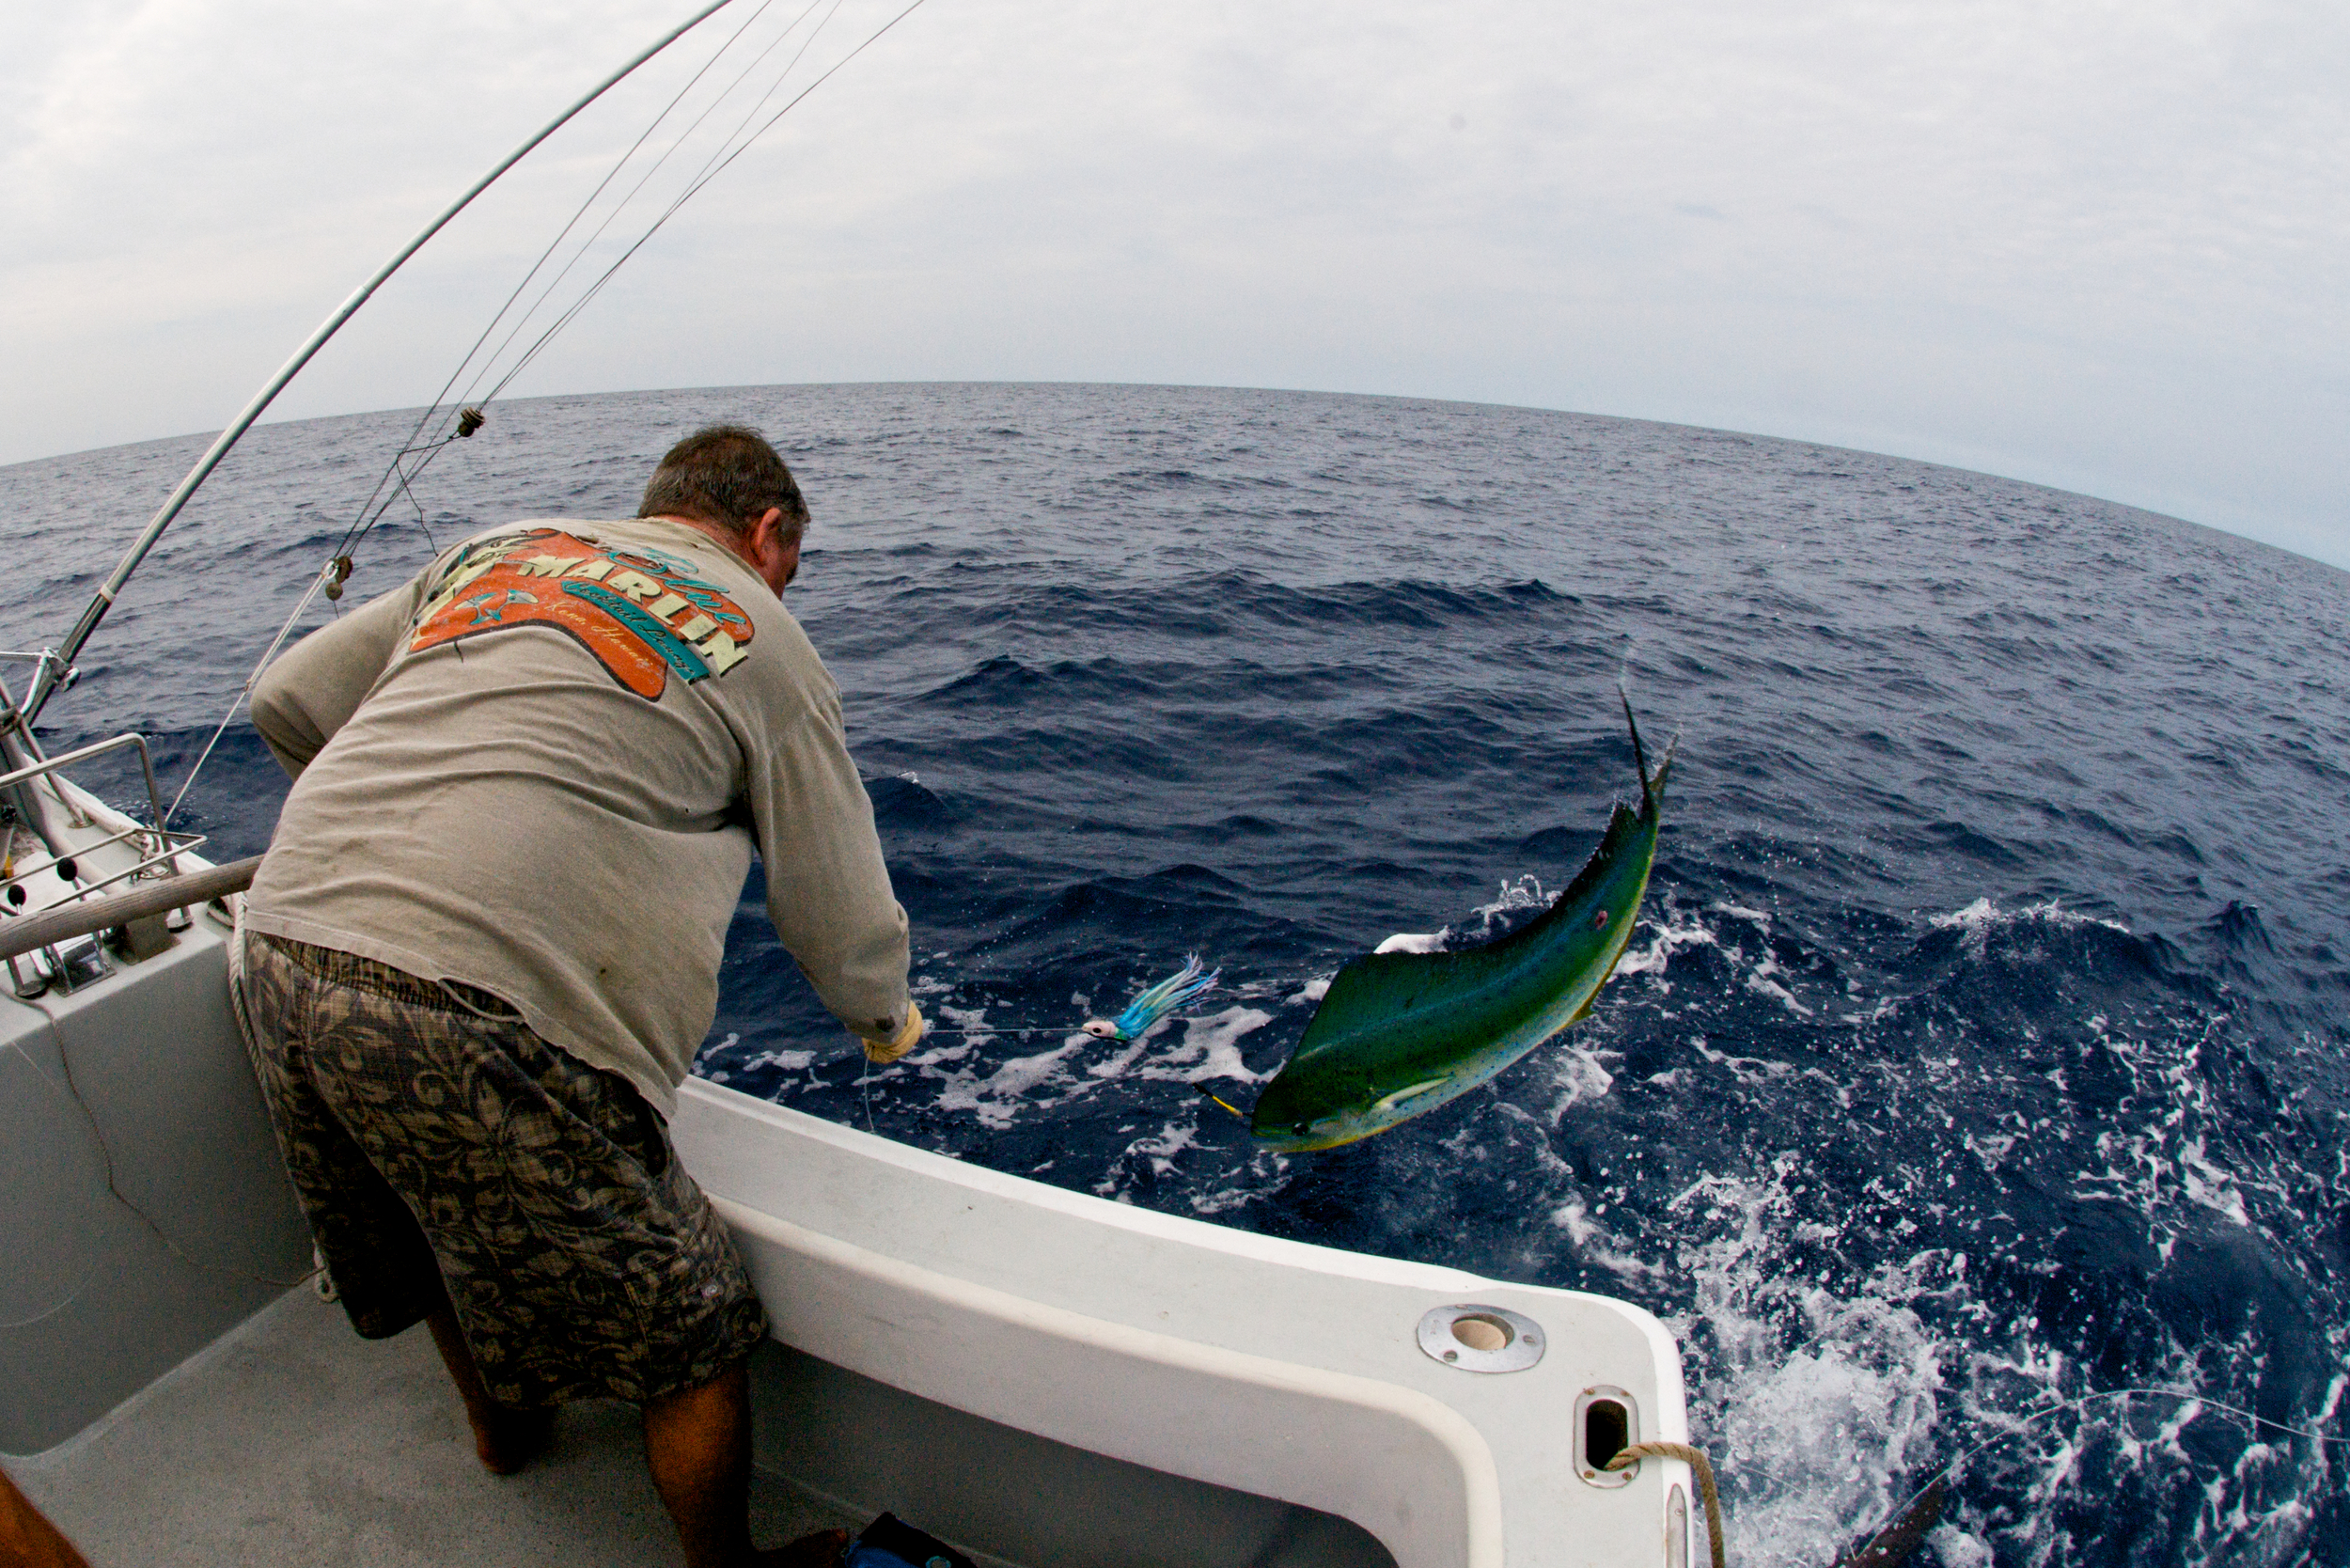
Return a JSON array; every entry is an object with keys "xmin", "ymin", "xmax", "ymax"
[{"xmin": 1619, "ymin": 687, "xmax": 1672, "ymax": 809}]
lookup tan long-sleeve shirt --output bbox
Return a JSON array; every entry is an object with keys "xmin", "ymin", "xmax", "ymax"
[{"xmin": 244, "ymin": 515, "xmax": 910, "ymax": 1115}]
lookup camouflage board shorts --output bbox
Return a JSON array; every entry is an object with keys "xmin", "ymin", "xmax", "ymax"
[{"xmin": 230, "ymin": 930, "xmax": 768, "ymax": 1408}]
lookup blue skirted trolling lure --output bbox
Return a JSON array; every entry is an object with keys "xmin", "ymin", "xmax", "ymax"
[{"xmin": 1082, "ymin": 955, "xmax": 1220, "ymax": 1042}]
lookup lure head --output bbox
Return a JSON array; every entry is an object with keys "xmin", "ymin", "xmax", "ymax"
[{"xmin": 1081, "ymin": 1018, "xmax": 1124, "ymax": 1041}]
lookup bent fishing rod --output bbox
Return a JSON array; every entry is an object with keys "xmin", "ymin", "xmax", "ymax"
[{"xmin": 17, "ymin": 0, "xmax": 743, "ymax": 729}]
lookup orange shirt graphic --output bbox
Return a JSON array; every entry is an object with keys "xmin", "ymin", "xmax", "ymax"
[{"xmin": 409, "ymin": 529, "xmax": 756, "ymax": 700}]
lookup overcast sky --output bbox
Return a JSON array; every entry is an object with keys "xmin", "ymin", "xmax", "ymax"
[{"xmin": 7, "ymin": 0, "xmax": 2345, "ymax": 567}]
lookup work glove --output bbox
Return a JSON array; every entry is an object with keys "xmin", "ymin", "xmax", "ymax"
[{"xmin": 854, "ymin": 1000, "xmax": 924, "ymax": 1064}]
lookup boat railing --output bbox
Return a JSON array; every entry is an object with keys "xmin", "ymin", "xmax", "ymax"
[
  {"xmin": 1, "ymin": 732, "xmax": 227, "ymax": 991},
  {"xmin": 1, "ymin": 730, "xmax": 200, "ymax": 893},
  {"xmin": 0, "ymin": 854, "xmax": 258, "ymax": 966}
]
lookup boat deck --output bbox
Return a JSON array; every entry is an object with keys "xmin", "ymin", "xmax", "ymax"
[{"xmin": 6, "ymin": 1287, "xmax": 856, "ymax": 1567}]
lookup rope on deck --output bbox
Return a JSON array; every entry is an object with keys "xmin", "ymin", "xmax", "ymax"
[{"xmin": 1606, "ymin": 1441, "xmax": 1726, "ymax": 1568}]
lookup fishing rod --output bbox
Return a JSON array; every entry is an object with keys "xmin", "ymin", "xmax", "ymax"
[{"xmin": 19, "ymin": 0, "xmax": 743, "ymax": 729}]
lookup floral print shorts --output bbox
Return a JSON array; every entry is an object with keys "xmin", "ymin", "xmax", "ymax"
[{"xmin": 231, "ymin": 931, "xmax": 767, "ymax": 1408}]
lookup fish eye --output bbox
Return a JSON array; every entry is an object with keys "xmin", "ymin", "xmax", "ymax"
[{"xmin": 1591, "ymin": 909, "xmax": 1608, "ymax": 930}]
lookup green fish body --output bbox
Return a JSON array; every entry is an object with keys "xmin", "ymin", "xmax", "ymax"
[{"xmin": 1250, "ymin": 698, "xmax": 1671, "ymax": 1152}]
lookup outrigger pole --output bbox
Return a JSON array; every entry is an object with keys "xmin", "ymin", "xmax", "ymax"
[{"xmin": 20, "ymin": 0, "xmax": 739, "ymax": 729}]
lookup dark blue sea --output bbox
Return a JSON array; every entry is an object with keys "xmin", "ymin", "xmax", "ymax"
[{"xmin": 7, "ymin": 383, "xmax": 2345, "ymax": 1568}]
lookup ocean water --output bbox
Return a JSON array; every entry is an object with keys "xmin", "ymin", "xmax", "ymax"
[{"xmin": 6, "ymin": 383, "xmax": 2345, "ymax": 1567}]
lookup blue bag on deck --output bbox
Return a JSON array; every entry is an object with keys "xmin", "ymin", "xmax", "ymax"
[{"xmin": 842, "ymin": 1512, "xmax": 976, "ymax": 1568}]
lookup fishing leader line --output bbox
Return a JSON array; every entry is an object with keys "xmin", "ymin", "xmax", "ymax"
[
  {"xmin": 395, "ymin": 0, "xmax": 816, "ymax": 468},
  {"xmin": 18, "ymin": 0, "xmax": 756, "ymax": 733},
  {"xmin": 1830, "ymin": 1385, "xmax": 2348, "ymax": 1563},
  {"xmin": 378, "ymin": 0, "xmax": 926, "ymax": 490},
  {"xmin": 312, "ymin": 27, "xmax": 777, "ymax": 566},
  {"xmin": 467, "ymin": 0, "xmax": 933, "ymax": 413},
  {"xmin": 352, "ymin": 0, "xmax": 836, "ymax": 515},
  {"xmin": 164, "ymin": 0, "xmax": 933, "ymax": 820},
  {"xmin": 333, "ymin": 0, "xmax": 856, "ymax": 570},
  {"xmin": 450, "ymin": 0, "xmax": 853, "ymax": 420},
  {"xmin": 347, "ymin": 0, "xmax": 932, "ymax": 560}
]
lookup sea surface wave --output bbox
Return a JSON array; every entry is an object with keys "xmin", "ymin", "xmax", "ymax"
[{"xmin": 7, "ymin": 382, "xmax": 2346, "ymax": 1567}]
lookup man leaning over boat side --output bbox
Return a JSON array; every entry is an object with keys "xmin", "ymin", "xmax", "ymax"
[{"xmin": 232, "ymin": 425, "xmax": 922, "ymax": 1568}]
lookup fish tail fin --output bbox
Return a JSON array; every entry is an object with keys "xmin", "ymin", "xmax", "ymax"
[{"xmin": 1619, "ymin": 686, "xmax": 1672, "ymax": 809}]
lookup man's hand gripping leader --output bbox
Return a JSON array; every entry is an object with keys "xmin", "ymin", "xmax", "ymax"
[{"xmin": 234, "ymin": 425, "xmax": 916, "ymax": 1568}]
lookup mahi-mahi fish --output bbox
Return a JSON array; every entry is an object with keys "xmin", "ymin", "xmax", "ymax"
[{"xmin": 1249, "ymin": 696, "xmax": 1673, "ymax": 1152}]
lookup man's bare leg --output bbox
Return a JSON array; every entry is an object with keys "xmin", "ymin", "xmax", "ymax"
[
  {"xmin": 644, "ymin": 1363, "xmax": 757, "ymax": 1567},
  {"xmin": 2, "ymin": 1469, "xmax": 91, "ymax": 1568},
  {"xmin": 642, "ymin": 1361, "xmax": 845, "ymax": 1568},
  {"xmin": 423, "ymin": 1298, "xmax": 553, "ymax": 1475}
]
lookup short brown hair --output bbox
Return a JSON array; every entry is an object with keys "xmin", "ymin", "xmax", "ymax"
[{"xmin": 638, "ymin": 425, "xmax": 807, "ymax": 541}]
